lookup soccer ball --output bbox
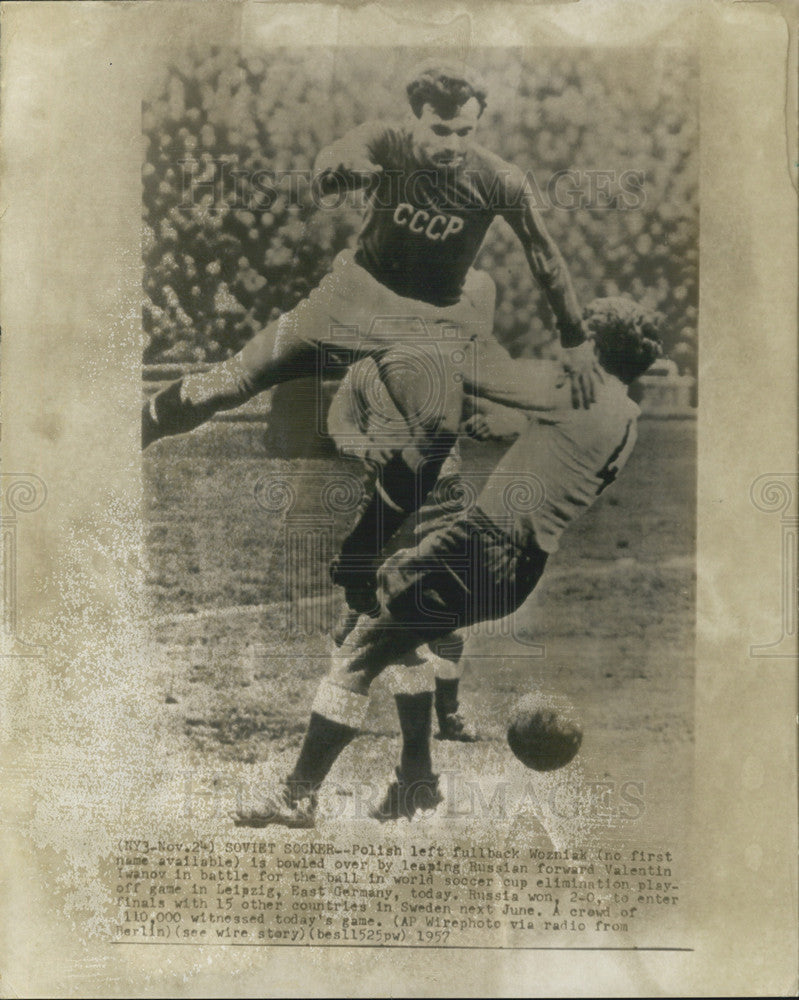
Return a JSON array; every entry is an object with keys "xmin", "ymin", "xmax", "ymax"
[{"xmin": 507, "ymin": 692, "xmax": 583, "ymax": 771}]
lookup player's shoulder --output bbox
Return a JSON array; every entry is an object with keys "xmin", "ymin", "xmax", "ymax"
[
  {"xmin": 467, "ymin": 144, "xmax": 528, "ymax": 204},
  {"xmin": 370, "ymin": 118, "xmax": 409, "ymax": 138},
  {"xmin": 369, "ymin": 119, "xmax": 415, "ymax": 164},
  {"xmin": 551, "ymin": 375, "xmax": 639, "ymax": 431},
  {"xmin": 472, "ymin": 143, "xmax": 526, "ymax": 179},
  {"xmin": 614, "ymin": 380, "xmax": 641, "ymax": 420},
  {"xmin": 342, "ymin": 119, "xmax": 408, "ymax": 151},
  {"xmin": 625, "ymin": 394, "xmax": 641, "ymax": 420},
  {"xmin": 469, "ymin": 142, "xmax": 514, "ymax": 172},
  {"xmin": 597, "ymin": 379, "xmax": 641, "ymax": 433},
  {"xmin": 349, "ymin": 118, "xmax": 401, "ymax": 137}
]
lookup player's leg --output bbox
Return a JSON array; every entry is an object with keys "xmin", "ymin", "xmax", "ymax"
[
  {"xmin": 361, "ymin": 519, "xmax": 514, "ymax": 820},
  {"xmin": 386, "ymin": 636, "xmax": 475, "ymax": 748},
  {"xmin": 326, "ymin": 362, "xmax": 388, "ymax": 611},
  {"xmin": 326, "ymin": 361, "xmax": 419, "ymax": 631},
  {"xmin": 232, "ymin": 528, "xmax": 479, "ymax": 828},
  {"xmin": 235, "ymin": 510, "xmax": 545, "ymax": 827},
  {"xmin": 329, "ymin": 349, "xmax": 466, "ymax": 624},
  {"xmin": 324, "ymin": 271, "xmax": 489, "ymax": 623},
  {"xmin": 230, "ymin": 678, "xmax": 367, "ymax": 829},
  {"xmin": 405, "ymin": 466, "xmax": 479, "ymax": 740},
  {"xmin": 325, "ymin": 341, "xmax": 470, "ymax": 642},
  {"xmin": 143, "ymin": 250, "xmax": 375, "ymax": 448},
  {"xmin": 322, "ymin": 612, "xmax": 443, "ymax": 823},
  {"xmin": 376, "ymin": 337, "xmax": 465, "ymax": 486},
  {"xmin": 142, "ymin": 313, "xmax": 323, "ymax": 447},
  {"xmin": 232, "ymin": 611, "xmax": 427, "ymax": 828},
  {"xmin": 232, "ymin": 527, "xmax": 436, "ymax": 829},
  {"xmin": 374, "ymin": 707, "xmax": 443, "ymax": 820},
  {"xmin": 353, "ymin": 312, "xmax": 499, "ymax": 578},
  {"xmin": 425, "ymin": 633, "xmax": 478, "ymax": 742},
  {"xmin": 330, "ymin": 268, "xmax": 495, "ymax": 602},
  {"xmin": 375, "ymin": 657, "xmax": 443, "ymax": 821},
  {"xmin": 345, "ymin": 332, "xmax": 469, "ymax": 531},
  {"xmin": 377, "ymin": 509, "xmax": 550, "ymax": 650},
  {"xmin": 330, "ymin": 448, "xmax": 454, "ymax": 622}
]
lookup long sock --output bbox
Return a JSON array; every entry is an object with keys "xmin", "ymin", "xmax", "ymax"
[
  {"xmin": 332, "ymin": 487, "xmax": 408, "ymax": 614},
  {"xmin": 337, "ymin": 442, "xmax": 456, "ymax": 567},
  {"xmin": 332, "ymin": 454, "xmax": 441, "ymax": 609},
  {"xmin": 434, "ymin": 677, "xmax": 460, "ymax": 727},
  {"xmin": 287, "ymin": 712, "xmax": 357, "ymax": 794},
  {"xmin": 338, "ymin": 485, "xmax": 408, "ymax": 563},
  {"xmin": 395, "ymin": 692, "xmax": 434, "ymax": 781},
  {"xmin": 386, "ymin": 446, "xmax": 453, "ymax": 514}
]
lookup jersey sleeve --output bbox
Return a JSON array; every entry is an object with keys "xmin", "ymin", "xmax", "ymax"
[
  {"xmin": 494, "ymin": 163, "xmax": 586, "ymax": 348},
  {"xmin": 494, "ymin": 163, "xmax": 533, "ymax": 221},
  {"xmin": 313, "ymin": 121, "xmax": 401, "ymax": 173},
  {"xmin": 469, "ymin": 147, "xmax": 530, "ymax": 218},
  {"xmin": 464, "ymin": 343, "xmax": 571, "ymax": 411}
]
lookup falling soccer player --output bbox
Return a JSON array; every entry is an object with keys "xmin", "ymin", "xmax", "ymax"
[
  {"xmin": 232, "ymin": 296, "xmax": 663, "ymax": 827},
  {"xmin": 142, "ymin": 61, "xmax": 598, "ymax": 620},
  {"xmin": 327, "ymin": 352, "xmax": 530, "ymax": 743}
]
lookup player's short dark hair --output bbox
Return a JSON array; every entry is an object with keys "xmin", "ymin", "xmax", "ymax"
[
  {"xmin": 584, "ymin": 297, "xmax": 663, "ymax": 384},
  {"xmin": 406, "ymin": 62, "xmax": 488, "ymax": 120}
]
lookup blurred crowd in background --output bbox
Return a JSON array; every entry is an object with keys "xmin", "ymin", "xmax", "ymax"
[{"xmin": 143, "ymin": 46, "xmax": 698, "ymax": 378}]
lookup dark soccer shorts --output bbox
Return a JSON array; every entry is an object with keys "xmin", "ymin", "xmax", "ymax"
[{"xmin": 376, "ymin": 506, "xmax": 548, "ymax": 638}]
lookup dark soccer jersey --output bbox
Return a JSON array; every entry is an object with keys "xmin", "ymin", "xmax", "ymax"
[{"xmin": 343, "ymin": 121, "xmax": 530, "ymax": 307}]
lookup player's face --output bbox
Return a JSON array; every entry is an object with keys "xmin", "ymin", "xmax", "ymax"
[{"xmin": 412, "ymin": 97, "xmax": 482, "ymax": 170}]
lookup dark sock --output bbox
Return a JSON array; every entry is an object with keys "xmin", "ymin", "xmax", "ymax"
[
  {"xmin": 331, "ymin": 489, "xmax": 407, "ymax": 613},
  {"xmin": 395, "ymin": 692, "xmax": 434, "ymax": 781},
  {"xmin": 331, "ymin": 458, "xmax": 424, "ymax": 608},
  {"xmin": 338, "ymin": 447, "xmax": 455, "ymax": 563},
  {"xmin": 338, "ymin": 488, "xmax": 408, "ymax": 563},
  {"xmin": 331, "ymin": 448, "xmax": 454, "ymax": 609},
  {"xmin": 435, "ymin": 678, "xmax": 460, "ymax": 726},
  {"xmin": 385, "ymin": 447, "xmax": 452, "ymax": 514},
  {"xmin": 287, "ymin": 712, "xmax": 357, "ymax": 794}
]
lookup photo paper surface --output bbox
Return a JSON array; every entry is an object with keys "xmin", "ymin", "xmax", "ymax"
[{"xmin": 1, "ymin": 2, "xmax": 796, "ymax": 996}]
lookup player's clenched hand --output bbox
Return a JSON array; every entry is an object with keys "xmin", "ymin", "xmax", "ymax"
[
  {"xmin": 561, "ymin": 340, "xmax": 603, "ymax": 409},
  {"xmin": 314, "ymin": 159, "xmax": 383, "ymax": 196},
  {"xmin": 464, "ymin": 413, "xmax": 493, "ymax": 440},
  {"xmin": 464, "ymin": 410, "xmax": 526, "ymax": 441},
  {"xmin": 343, "ymin": 158, "xmax": 383, "ymax": 185}
]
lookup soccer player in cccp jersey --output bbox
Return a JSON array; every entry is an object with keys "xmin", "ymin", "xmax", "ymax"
[{"xmin": 143, "ymin": 62, "xmax": 598, "ymax": 595}]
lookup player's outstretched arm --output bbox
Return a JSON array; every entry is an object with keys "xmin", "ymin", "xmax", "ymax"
[
  {"xmin": 508, "ymin": 187, "xmax": 584, "ymax": 347},
  {"xmin": 312, "ymin": 123, "xmax": 385, "ymax": 198},
  {"xmin": 462, "ymin": 398, "xmax": 529, "ymax": 441},
  {"xmin": 460, "ymin": 340, "xmax": 569, "ymax": 412},
  {"xmin": 506, "ymin": 183, "xmax": 601, "ymax": 408}
]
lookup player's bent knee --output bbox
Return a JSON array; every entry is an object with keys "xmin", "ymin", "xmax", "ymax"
[{"xmin": 326, "ymin": 652, "xmax": 374, "ymax": 698}]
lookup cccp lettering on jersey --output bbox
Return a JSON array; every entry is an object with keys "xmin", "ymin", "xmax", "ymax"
[{"xmin": 393, "ymin": 202, "xmax": 465, "ymax": 242}]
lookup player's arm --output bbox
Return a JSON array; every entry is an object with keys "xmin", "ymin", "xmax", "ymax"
[
  {"xmin": 462, "ymin": 396, "xmax": 530, "ymax": 441},
  {"xmin": 505, "ymin": 181, "xmax": 583, "ymax": 346},
  {"xmin": 460, "ymin": 340, "xmax": 570, "ymax": 412},
  {"xmin": 312, "ymin": 122, "xmax": 386, "ymax": 198},
  {"xmin": 503, "ymin": 177, "xmax": 601, "ymax": 407}
]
